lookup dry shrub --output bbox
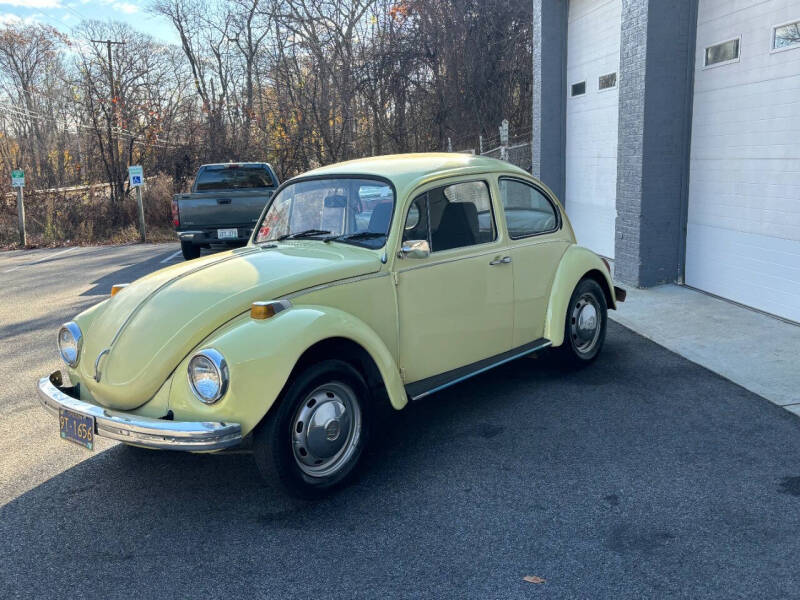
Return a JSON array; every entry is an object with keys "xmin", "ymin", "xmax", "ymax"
[{"xmin": 0, "ymin": 173, "xmax": 177, "ymax": 248}]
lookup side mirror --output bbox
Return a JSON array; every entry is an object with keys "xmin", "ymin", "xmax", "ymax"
[{"xmin": 400, "ymin": 239, "xmax": 430, "ymax": 259}]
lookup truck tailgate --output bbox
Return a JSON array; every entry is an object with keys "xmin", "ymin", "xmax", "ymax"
[{"xmin": 177, "ymin": 190, "xmax": 274, "ymax": 228}]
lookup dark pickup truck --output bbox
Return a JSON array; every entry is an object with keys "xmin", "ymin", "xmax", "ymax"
[{"xmin": 172, "ymin": 162, "xmax": 279, "ymax": 260}]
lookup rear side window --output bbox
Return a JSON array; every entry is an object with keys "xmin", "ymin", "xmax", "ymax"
[
  {"xmin": 195, "ymin": 166, "xmax": 275, "ymax": 191},
  {"xmin": 499, "ymin": 179, "xmax": 558, "ymax": 238},
  {"xmin": 403, "ymin": 180, "xmax": 496, "ymax": 252}
]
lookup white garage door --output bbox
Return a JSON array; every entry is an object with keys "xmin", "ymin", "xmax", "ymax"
[
  {"xmin": 564, "ymin": 0, "xmax": 621, "ymax": 259},
  {"xmin": 686, "ymin": 0, "xmax": 800, "ymax": 323}
]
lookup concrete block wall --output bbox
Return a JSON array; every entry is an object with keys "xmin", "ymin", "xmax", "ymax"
[
  {"xmin": 615, "ymin": 0, "xmax": 699, "ymax": 287},
  {"xmin": 531, "ymin": 0, "xmax": 568, "ymax": 203}
]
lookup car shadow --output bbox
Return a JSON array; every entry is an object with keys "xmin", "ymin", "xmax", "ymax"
[{"xmin": 0, "ymin": 326, "xmax": 655, "ymax": 598}]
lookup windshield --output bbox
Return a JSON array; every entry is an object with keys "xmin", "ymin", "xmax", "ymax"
[
  {"xmin": 195, "ymin": 165, "xmax": 274, "ymax": 191},
  {"xmin": 254, "ymin": 177, "xmax": 395, "ymax": 248}
]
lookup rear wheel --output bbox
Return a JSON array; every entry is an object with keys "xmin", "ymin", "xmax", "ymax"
[
  {"xmin": 558, "ymin": 278, "xmax": 607, "ymax": 365},
  {"xmin": 181, "ymin": 241, "xmax": 201, "ymax": 260},
  {"xmin": 253, "ymin": 360, "xmax": 370, "ymax": 499}
]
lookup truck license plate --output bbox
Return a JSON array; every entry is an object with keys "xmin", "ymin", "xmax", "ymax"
[
  {"xmin": 59, "ymin": 408, "xmax": 95, "ymax": 450},
  {"xmin": 217, "ymin": 228, "xmax": 238, "ymax": 239}
]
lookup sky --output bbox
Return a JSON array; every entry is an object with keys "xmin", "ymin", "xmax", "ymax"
[{"xmin": 0, "ymin": 0, "xmax": 180, "ymax": 44}]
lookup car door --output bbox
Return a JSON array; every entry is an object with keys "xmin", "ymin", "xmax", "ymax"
[
  {"xmin": 498, "ymin": 177, "xmax": 571, "ymax": 346},
  {"xmin": 395, "ymin": 178, "xmax": 514, "ymax": 385}
]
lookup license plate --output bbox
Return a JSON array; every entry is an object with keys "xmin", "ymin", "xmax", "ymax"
[
  {"xmin": 59, "ymin": 408, "xmax": 95, "ymax": 450},
  {"xmin": 217, "ymin": 228, "xmax": 238, "ymax": 239}
]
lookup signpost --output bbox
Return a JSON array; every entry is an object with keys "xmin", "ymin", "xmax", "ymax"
[
  {"xmin": 499, "ymin": 119, "xmax": 509, "ymax": 162},
  {"xmin": 11, "ymin": 169, "xmax": 25, "ymax": 246},
  {"xmin": 128, "ymin": 165, "xmax": 146, "ymax": 242}
]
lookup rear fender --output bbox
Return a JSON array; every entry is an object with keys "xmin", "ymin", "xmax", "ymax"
[
  {"xmin": 168, "ymin": 305, "xmax": 406, "ymax": 437},
  {"xmin": 544, "ymin": 245, "xmax": 616, "ymax": 347}
]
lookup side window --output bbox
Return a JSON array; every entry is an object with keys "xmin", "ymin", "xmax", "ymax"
[
  {"xmin": 499, "ymin": 179, "xmax": 558, "ymax": 238},
  {"xmin": 402, "ymin": 181, "xmax": 496, "ymax": 251},
  {"xmin": 429, "ymin": 181, "xmax": 495, "ymax": 251}
]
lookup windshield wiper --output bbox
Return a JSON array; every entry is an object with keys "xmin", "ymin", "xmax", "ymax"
[
  {"xmin": 277, "ymin": 229, "xmax": 332, "ymax": 240},
  {"xmin": 324, "ymin": 231, "xmax": 387, "ymax": 243}
]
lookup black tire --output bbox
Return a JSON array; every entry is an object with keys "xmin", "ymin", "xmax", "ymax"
[
  {"xmin": 558, "ymin": 278, "xmax": 608, "ymax": 366},
  {"xmin": 181, "ymin": 241, "xmax": 201, "ymax": 260},
  {"xmin": 253, "ymin": 359, "xmax": 370, "ymax": 499}
]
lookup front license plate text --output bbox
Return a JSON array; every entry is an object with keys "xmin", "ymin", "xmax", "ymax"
[{"xmin": 59, "ymin": 408, "xmax": 95, "ymax": 450}]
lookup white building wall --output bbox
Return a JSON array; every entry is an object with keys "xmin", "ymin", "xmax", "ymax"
[
  {"xmin": 564, "ymin": 0, "xmax": 621, "ymax": 259},
  {"xmin": 686, "ymin": 0, "xmax": 800, "ymax": 323}
]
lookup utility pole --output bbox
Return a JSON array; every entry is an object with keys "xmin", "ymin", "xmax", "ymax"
[{"xmin": 90, "ymin": 39, "xmax": 125, "ymax": 206}]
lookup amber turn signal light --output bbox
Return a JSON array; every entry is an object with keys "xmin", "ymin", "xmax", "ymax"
[
  {"xmin": 111, "ymin": 283, "xmax": 129, "ymax": 297},
  {"xmin": 251, "ymin": 300, "xmax": 291, "ymax": 320}
]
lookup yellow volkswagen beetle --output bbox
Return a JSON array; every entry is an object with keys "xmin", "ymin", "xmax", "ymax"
[{"xmin": 37, "ymin": 153, "xmax": 624, "ymax": 497}]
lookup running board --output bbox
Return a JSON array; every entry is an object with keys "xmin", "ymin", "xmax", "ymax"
[{"xmin": 405, "ymin": 338, "xmax": 552, "ymax": 401}]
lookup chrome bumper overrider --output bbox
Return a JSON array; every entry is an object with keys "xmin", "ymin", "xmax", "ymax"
[{"xmin": 36, "ymin": 372, "xmax": 243, "ymax": 451}]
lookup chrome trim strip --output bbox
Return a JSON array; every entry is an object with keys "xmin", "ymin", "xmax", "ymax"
[
  {"xmin": 93, "ymin": 348, "xmax": 110, "ymax": 382},
  {"xmin": 395, "ymin": 245, "xmax": 508, "ymax": 274},
  {"xmin": 408, "ymin": 339, "xmax": 552, "ymax": 401},
  {"xmin": 281, "ymin": 271, "xmax": 390, "ymax": 301},
  {"xmin": 108, "ymin": 247, "xmax": 263, "ymax": 348},
  {"xmin": 37, "ymin": 372, "xmax": 242, "ymax": 451}
]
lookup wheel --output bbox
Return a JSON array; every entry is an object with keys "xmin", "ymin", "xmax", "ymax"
[
  {"xmin": 253, "ymin": 359, "xmax": 370, "ymax": 498},
  {"xmin": 558, "ymin": 278, "xmax": 607, "ymax": 365},
  {"xmin": 181, "ymin": 241, "xmax": 201, "ymax": 260}
]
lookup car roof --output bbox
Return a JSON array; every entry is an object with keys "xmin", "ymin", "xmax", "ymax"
[
  {"xmin": 199, "ymin": 162, "xmax": 272, "ymax": 169},
  {"xmin": 298, "ymin": 153, "xmax": 533, "ymax": 196}
]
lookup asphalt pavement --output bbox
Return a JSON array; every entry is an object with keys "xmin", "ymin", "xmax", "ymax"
[{"xmin": 2, "ymin": 244, "xmax": 800, "ymax": 599}]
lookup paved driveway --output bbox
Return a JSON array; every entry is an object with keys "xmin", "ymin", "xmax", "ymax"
[{"xmin": 2, "ymin": 245, "xmax": 800, "ymax": 599}]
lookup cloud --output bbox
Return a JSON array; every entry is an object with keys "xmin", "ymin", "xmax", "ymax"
[
  {"xmin": 0, "ymin": 12, "xmax": 40, "ymax": 24},
  {"xmin": 0, "ymin": 0, "xmax": 62, "ymax": 7},
  {"xmin": 112, "ymin": 2, "xmax": 138, "ymax": 14}
]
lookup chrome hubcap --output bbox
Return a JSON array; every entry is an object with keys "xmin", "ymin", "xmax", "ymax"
[
  {"xmin": 570, "ymin": 293, "xmax": 601, "ymax": 353},
  {"xmin": 291, "ymin": 382, "xmax": 361, "ymax": 478}
]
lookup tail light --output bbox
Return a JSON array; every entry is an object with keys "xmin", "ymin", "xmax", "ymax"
[{"xmin": 171, "ymin": 198, "xmax": 180, "ymax": 226}]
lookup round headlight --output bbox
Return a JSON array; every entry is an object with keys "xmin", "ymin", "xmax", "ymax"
[
  {"xmin": 57, "ymin": 322, "xmax": 82, "ymax": 367},
  {"xmin": 188, "ymin": 349, "xmax": 229, "ymax": 404}
]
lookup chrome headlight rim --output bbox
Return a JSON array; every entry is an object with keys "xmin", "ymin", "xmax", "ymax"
[
  {"xmin": 187, "ymin": 348, "xmax": 229, "ymax": 404},
  {"xmin": 57, "ymin": 322, "xmax": 83, "ymax": 368}
]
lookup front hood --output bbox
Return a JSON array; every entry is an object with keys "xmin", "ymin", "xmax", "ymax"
[{"xmin": 78, "ymin": 243, "xmax": 381, "ymax": 409}]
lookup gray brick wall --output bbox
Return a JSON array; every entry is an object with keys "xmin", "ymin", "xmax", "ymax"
[
  {"xmin": 614, "ymin": 0, "xmax": 698, "ymax": 287},
  {"xmin": 531, "ymin": 0, "xmax": 568, "ymax": 203},
  {"xmin": 614, "ymin": 0, "xmax": 650, "ymax": 285}
]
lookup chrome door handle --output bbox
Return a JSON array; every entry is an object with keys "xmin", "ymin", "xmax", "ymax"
[{"xmin": 489, "ymin": 256, "xmax": 512, "ymax": 265}]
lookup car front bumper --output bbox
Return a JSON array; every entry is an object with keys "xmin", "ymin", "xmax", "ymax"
[{"xmin": 36, "ymin": 372, "xmax": 243, "ymax": 451}]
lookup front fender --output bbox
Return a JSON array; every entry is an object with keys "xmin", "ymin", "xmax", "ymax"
[
  {"xmin": 544, "ymin": 245, "xmax": 616, "ymax": 347},
  {"xmin": 167, "ymin": 305, "xmax": 406, "ymax": 437}
]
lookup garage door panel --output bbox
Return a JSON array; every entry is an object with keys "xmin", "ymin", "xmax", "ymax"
[
  {"xmin": 565, "ymin": 0, "xmax": 621, "ymax": 259},
  {"xmin": 686, "ymin": 224, "xmax": 800, "ymax": 322},
  {"xmin": 686, "ymin": 0, "xmax": 800, "ymax": 323}
]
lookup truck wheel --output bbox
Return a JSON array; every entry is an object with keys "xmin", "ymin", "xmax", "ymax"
[
  {"xmin": 558, "ymin": 278, "xmax": 607, "ymax": 366},
  {"xmin": 253, "ymin": 359, "xmax": 370, "ymax": 499},
  {"xmin": 181, "ymin": 241, "xmax": 201, "ymax": 260}
]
